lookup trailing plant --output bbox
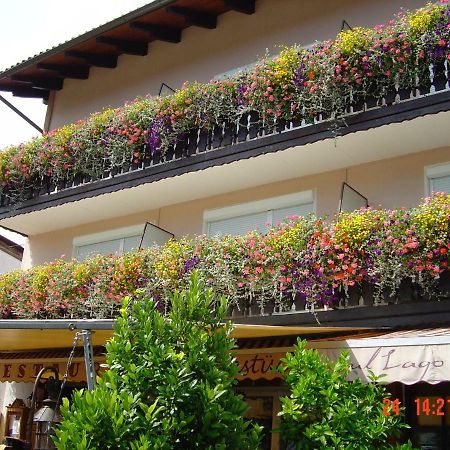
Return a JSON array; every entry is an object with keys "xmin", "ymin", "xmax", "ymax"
[
  {"xmin": 1, "ymin": 3, "xmax": 450, "ymax": 204},
  {"xmin": 277, "ymin": 339, "xmax": 416, "ymax": 450},
  {"xmin": 0, "ymin": 194, "xmax": 448, "ymax": 320},
  {"xmin": 53, "ymin": 271, "xmax": 261, "ymax": 449}
]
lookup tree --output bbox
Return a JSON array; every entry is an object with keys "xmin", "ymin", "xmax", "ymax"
[
  {"xmin": 278, "ymin": 339, "xmax": 416, "ymax": 450},
  {"xmin": 54, "ymin": 271, "xmax": 261, "ymax": 449}
]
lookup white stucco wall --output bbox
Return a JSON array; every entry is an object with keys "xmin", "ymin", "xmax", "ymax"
[
  {"xmin": 0, "ymin": 251, "xmax": 21, "ymax": 274},
  {"xmin": 48, "ymin": 0, "xmax": 428, "ymax": 129},
  {"xmin": 22, "ymin": 146, "xmax": 450, "ymax": 267}
]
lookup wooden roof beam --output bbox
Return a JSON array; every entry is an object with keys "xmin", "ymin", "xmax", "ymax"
[
  {"xmin": 12, "ymin": 87, "xmax": 49, "ymax": 101},
  {"xmin": 65, "ymin": 51, "xmax": 118, "ymax": 68},
  {"xmin": 225, "ymin": 0, "xmax": 256, "ymax": 14},
  {"xmin": 11, "ymin": 75, "xmax": 64, "ymax": 91},
  {"xmin": 96, "ymin": 36, "xmax": 148, "ymax": 56},
  {"xmin": 166, "ymin": 6, "xmax": 217, "ymax": 29},
  {"xmin": 37, "ymin": 63, "xmax": 90, "ymax": 80},
  {"xmin": 129, "ymin": 22, "xmax": 182, "ymax": 43}
]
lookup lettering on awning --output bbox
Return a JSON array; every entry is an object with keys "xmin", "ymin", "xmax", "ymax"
[
  {"xmin": 0, "ymin": 358, "xmax": 105, "ymax": 383},
  {"xmin": 235, "ymin": 351, "xmax": 286, "ymax": 380}
]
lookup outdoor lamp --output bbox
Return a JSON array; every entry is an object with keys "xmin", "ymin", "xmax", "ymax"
[
  {"xmin": 25, "ymin": 367, "xmax": 61, "ymax": 450},
  {"xmin": 33, "ymin": 397, "xmax": 62, "ymax": 449}
]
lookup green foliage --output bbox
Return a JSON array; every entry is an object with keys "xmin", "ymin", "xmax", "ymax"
[
  {"xmin": 278, "ymin": 339, "xmax": 416, "ymax": 450},
  {"xmin": 0, "ymin": 194, "xmax": 448, "ymax": 320},
  {"xmin": 53, "ymin": 271, "xmax": 261, "ymax": 449}
]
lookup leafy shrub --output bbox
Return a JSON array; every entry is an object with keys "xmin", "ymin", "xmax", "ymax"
[
  {"xmin": 278, "ymin": 339, "xmax": 416, "ymax": 450},
  {"xmin": 53, "ymin": 271, "xmax": 260, "ymax": 449}
]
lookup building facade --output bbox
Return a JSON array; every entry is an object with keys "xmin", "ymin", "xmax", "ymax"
[{"xmin": 0, "ymin": 0, "xmax": 449, "ymax": 448}]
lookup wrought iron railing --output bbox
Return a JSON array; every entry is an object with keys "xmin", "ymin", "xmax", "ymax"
[
  {"xmin": 228, "ymin": 273, "xmax": 450, "ymax": 320},
  {"xmin": 1, "ymin": 61, "xmax": 450, "ymax": 208}
]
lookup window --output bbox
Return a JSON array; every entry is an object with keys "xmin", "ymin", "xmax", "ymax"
[
  {"xmin": 213, "ymin": 62, "xmax": 256, "ymax": 81},
  {"xmin": 204, "ymin": 191, "xmax": 315, "ymax": 237},
  {"xmin": 426, "ymin": 162, "xmax": 450, "ymax": 195},
  {"xmin": 213, "ymin": 44, "xmax": 314, "ymax": 82},
  {"xmin": 73, "ymin": 225, "xmax": 146, "ymax": 260}
]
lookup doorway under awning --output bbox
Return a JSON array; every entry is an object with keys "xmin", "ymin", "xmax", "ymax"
[{"xmin": 310, "ymin": 328, "xmax": 450, "ymax": 385}]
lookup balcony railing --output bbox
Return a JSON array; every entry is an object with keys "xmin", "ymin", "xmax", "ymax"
[
  {"xmin": 1, "ymin": 61, "xmax": 450, "ymax": 211},
  {"xmin": 228, "ymin": 273, "xmax": 450, "ymax": 328}
]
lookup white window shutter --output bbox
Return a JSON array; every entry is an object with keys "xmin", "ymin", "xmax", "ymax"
[
  {"xmin": 272, "ymin": 203, "xmax": 314, "ymax": 226},
  {"xmin": 123, "ymin": 235, "xmax": 143, "ymax": 253},
  {"xmin": 208, "ymin": 211, "xmax": 268, "ymax": 236},
  {"xmin": 76, "ymin": 238, "xmax": 122, "ymax": 260},
  {"xmin": 430, "ymin": 175, "xmax": 450, "ymax": 194}
]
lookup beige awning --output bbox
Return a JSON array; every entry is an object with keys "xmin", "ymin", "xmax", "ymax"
[
  {"xmin": 0, "ymin": 320, "xmax": 368, "ymax": 383},
  {"xmin": 310, "ymin": 328, "xmax": 450, "ymax": 385},
  {"xmin": 0, "ymin": 321, "xmax": 368, "ymax": 351}
]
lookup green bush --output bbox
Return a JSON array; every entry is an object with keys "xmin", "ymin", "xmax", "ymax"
[
  {"xmin": 53, "ymin": 271, "xmax": 261, "ymax": 449},
  {"xmin": 278, "ymin": 340, "xmax": 416, "ymax": 450}
]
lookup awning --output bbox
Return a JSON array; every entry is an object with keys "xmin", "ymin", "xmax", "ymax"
[
  {"xmin": 310, "ymin": 328, "xmax": 450, "ymax": 385},
  {"xmin": 0, "ymin": 320, "xmax": 367, "ymax": 351},
  {"xmin": 0, "ymin": 349, "xmax": 106, "ymax": 383},
  {"xmin": 0, "ymin": 319, "xmax": 368, "ymax": 383}
]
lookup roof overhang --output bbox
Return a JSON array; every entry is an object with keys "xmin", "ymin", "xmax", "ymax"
[
  {"xmin": 0, "ymin": 234, "xmax": 23, "ymax": 259},
  {"xmin": 0, "ymin": 319, "xmax": 367, "ymax": 351},
  {"xmin": 0, "ymin": 0, "xmax": 256, "ymax": 101},
  {"xmin": 1, "ymin": 104, "xmax": 449, "ymax": 236}
]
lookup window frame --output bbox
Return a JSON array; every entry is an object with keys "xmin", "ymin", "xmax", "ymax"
[
  {"xmin": 425, "ymin": 162, "xmax": 450, "ymax": 196},
  {"xmin": 203, "ymin": 190, "xmax": 315, "ymax": 236},
  {"xmin": 72, "ymin": 224, "xmax": 145, "ymax": 260}
]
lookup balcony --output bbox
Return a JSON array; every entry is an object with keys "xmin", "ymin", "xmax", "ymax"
[
  {"xmin": 0, "ymin": 195, "xmax": 448, "ymax": 329},
  {"xmin": 2, "ymin": 2, "xmax": 450, "ymax": 236},
  {"xmin": 229, "ymin": 273, "xmax": 450, "ymax": 329},
  {"xmin": 0, "ymin": 77, "xmax": 450, "ymax": 236},
  {"xmin": 1, "ymin": 74, "xmax": 450, "ymax": 215}
]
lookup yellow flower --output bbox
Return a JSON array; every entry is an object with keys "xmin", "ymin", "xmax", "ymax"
[
  {"xmin": 407, "ymin": 4, "xmax": 441, "ymax": 36},
  {"xmin": 335, "ymin": 27, "xmax": 372, "ymax": 55}
]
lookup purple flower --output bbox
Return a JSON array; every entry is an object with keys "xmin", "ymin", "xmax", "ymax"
[
  {"xmin": 145, "ymin": 118, "xmax": 166, "ymax": 155},
  {"xmin": 237, "ymin": 84, "xmax": 249, "ymax": 107},
  {"xmin": 182, "ymin": 257, "xmax": 200, "ymax": 275},
  {"xmin": 294, "ymin": 64, "xmax": 307, "ymax": 88}
]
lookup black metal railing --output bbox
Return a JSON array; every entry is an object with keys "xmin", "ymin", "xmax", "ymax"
[
  {"xmin": 227, "ymin": 272, "xmax": 450, "ymax": 320},
  {"xmin": 1, "ymin": 61, "xmax": 450, "ymax": 208}
]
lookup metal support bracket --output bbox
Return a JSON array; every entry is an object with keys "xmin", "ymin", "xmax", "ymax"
[
  {"xmin": 0, "ymin": 94, "xmax": 43, "ymax": 133},
  {"xmin": 81, "ymin": 330, "xmax": 96, "ymax": 390}
]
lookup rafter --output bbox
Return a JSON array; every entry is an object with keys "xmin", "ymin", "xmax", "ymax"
[
  {"xmin": 166, "ymin": 6, "xmax": 217, "ymax": 29},
  {"xmin": 37, "ymin": 63, "xmax": 90, "ymax": 80},
  {"xmin": 224, "ymin": 0, "xmax": 256, "ymax": 14},
  {"xmin": 11, "ymin": 75, "xmax": 64, "ymax": 91},
  {"xmin": 129, "ymin": 22, "xmax": 182, "ymax": 43},
  {"xmin": 65, "ymin": 51, "xmax": 118, "ymax": 68},
  {"xmin": 96, "ymin": 36, "xmax": 148, "ymax": 56},
  {"xmin": 12, "ymin": 87, "xmax": 49, "ymax": 101}
]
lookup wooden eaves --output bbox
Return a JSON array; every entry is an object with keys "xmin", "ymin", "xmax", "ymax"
[{"xmin": 0, "ymin": 0, "xmax": 256, "ymax": 103}]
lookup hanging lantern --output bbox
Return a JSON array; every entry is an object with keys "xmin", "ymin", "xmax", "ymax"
[
  {"xmin": 33, "ymin": 397, "xmax": 61, "ymax": 450},
  {"xmin": 25, "ymin": 367, "xmax": 61, "ymax": 450}
]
